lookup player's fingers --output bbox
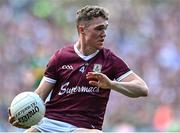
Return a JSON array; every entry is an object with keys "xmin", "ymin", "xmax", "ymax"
[
  {"xmin": 87, "ymin": 72, "xmax": 100, "ymax": 76},
  {"xmin": 8, "ymin": 107, "xmax": 11, "ymax": 117},
  {"xmin": 12, "ymin": 121, "xmax": 30, "ymax": 129},
  {"xmin": 86, "ymin": 72, "xmax": 101, "ymax": 79},
  {"xmin": 8, "ymin": 107, "xmax": 15, "ymax": 124},
  {"xmin": 86, "ymin": 75, "xmax": 95, "ymax": 79},
  {"xmin": 18, "ymin": 124, "xmax": 31, "ymax": 129},
  {"xmin": 8, "ymin": 108, "xmax": 16, "ymax": 124},
  {"xmin": 8, "ymin": 116, "xmax": 16, "ymax": 124},
  {"xmin": 12, "ymin": 120, "xmax": 19, "ymax": 126},
  {"xmin": 89, "ymin": 81, "xmax": 99, "ymax": 86},
  {"xmin": 18, "ymin": 124, "xmax": 30, "ymax": 129}
]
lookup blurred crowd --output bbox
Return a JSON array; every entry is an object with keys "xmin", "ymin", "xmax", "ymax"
[{"xmin": 0, "ymin": 0, "xmax": 180, "ymax": 132}]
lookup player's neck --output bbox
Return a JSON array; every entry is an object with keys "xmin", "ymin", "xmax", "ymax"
[{"xmin": 75, "ymin": 41, "xmax": 97, "ymax": 56}]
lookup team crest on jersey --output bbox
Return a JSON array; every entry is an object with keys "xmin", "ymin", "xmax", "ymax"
[{"xmin": 93, "ymin": 64, "xmax": 102, "ymax": 72}]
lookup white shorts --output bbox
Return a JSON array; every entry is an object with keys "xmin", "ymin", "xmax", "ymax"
[{"xmin": 32, "ymin": 117, "xmax": 79, "ymax": 132}]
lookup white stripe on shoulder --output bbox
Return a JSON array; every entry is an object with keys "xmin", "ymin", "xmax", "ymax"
[
  {"xmin": 116, "ymin": 70, "xmax": 133, "ymax": 81},
  {"xmin": 43, "ymin": 76, "xmax": 57, "ymax": 84}
]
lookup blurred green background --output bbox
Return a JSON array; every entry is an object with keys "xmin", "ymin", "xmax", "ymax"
[{"xmin": 0, "ymin": 0, "xmax": 180, "ymax": 132}]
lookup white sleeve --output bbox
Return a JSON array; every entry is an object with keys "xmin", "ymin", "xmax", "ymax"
[
  {"xmin": 43, "ymin": 76, "xmax": 57, "ymax": 84},
  {"xmin": 115, "ymin": 70, "xmax": 133, "ymax": 81}
]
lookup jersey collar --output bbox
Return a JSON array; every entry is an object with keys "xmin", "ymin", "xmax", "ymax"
[{"xmin": 74, "ymin": 45, "xmax": 99, "ymax": 61}]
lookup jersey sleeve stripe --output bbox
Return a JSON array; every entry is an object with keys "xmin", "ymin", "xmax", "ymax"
[
  {"xmin": 115, "ymin": 70, "xmax": 133, "ymax": 81},
  {"xmin": 43, "ymin": 76, "xmax": 57, "ymax": 84}
]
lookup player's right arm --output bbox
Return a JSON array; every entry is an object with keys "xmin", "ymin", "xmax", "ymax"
[
  {"xmin": 8, "ymin": 77, "xmax": 55, "ymax": 128},
  {"xmin": 9, "ymin": 49, "xmax": 58, "ymax": 128},
  {"xmin": 34, "ymin": 77, "xmax": 55, "ymax": 102}
]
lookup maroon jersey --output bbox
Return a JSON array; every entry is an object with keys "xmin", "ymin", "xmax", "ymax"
[{"xmin": 44, "ymin": 45, "xmax": 131, "ymax": 130}]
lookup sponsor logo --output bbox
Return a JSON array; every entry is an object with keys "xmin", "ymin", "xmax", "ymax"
[
  {"xmin": 93, "ymin": 64, "xmax": 102, "ymax": 72},
  {"xmin": 16, "ymin": 102, "xmax": 39, "ymax": 123},
  {"xmin": 58, "ymin": 82, "xmax": 99, "ymax": 95},
  {"xmin": 61, "ymin": 65, "xmax": 73, "ymax": 70},
  {"xmin": 18, "ymin": 106, "xmax": 39, "ymax": 123}
]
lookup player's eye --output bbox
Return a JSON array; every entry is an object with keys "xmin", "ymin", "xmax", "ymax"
[{"xmin": 95, "ymin": 26, "xmax": 106, "ymax": 31}]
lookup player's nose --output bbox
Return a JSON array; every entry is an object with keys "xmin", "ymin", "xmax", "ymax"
[{"xmin": 101, "ymin": 30, "xmax": 106, "ymax": 38}]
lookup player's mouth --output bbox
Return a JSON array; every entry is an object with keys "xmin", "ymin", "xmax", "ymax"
[{"xmin": 99, "ymin": 39, "xmax": 105, "ymax": 43}]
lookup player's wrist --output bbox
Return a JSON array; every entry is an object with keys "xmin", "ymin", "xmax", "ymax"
[{"xmin": 109, "ymin": 80, "xmax": 116, "ymax": 89}]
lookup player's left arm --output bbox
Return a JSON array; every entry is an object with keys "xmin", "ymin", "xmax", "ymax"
[
  {"xmin": 112, "ymin": 72, "xmax": 148, "ymax": 97},
  {"xmin": 86, "ymin": 72, "xmax": 148, "ymax": 98}
]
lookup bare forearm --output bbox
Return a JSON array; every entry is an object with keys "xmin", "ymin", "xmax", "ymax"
[
  {"xmin": 86, "ymin": 71, "xmax": 148, "ymax": 98},
  {"xmin": 110, "ymin": 80, "xmax": 148, "ymax": 98},
  {"xmin": 34, "ymin": 78, "xmax": 54, "ymax": 102}
]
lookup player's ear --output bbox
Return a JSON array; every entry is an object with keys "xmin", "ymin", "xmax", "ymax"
[{"xmin": 78, "ymin": 25, "xmax": 85, "ymax": 34}]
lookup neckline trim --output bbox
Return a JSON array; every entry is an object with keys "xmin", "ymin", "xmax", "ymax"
[{"xmin": 74, "ymin": 45, "xmax": 99, "ymax": 61}]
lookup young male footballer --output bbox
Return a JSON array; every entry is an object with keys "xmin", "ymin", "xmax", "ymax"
[{"xmin": 8, "ymin": 5, "xmax": 148, "ymax": 132}]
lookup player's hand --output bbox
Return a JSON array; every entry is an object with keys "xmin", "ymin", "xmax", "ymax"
[
  {"xmin": 86, "ymin": 72, "xmax": 112, "ymax": 89},
  {"xmin": 8, "ymin": 108, "xmax": 30, "ymax": 129}
]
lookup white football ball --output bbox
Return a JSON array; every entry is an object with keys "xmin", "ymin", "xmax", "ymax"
[{"xmin": 10, "ymin": 92, "xmax": 45, "ymax": 127}]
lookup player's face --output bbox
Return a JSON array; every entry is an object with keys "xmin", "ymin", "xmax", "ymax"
[{"xmin": 84, "ymin": 17, "xmax": 108, "ymax": 50}]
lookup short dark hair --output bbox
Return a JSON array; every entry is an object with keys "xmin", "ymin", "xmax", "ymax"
[{"xmin": 76, "ymin": 5, "xmax": 109, "ymax": 26}]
